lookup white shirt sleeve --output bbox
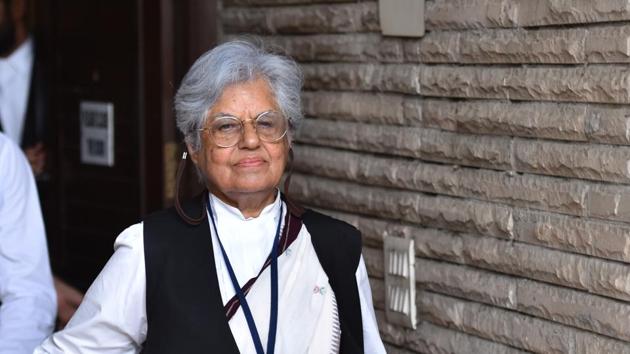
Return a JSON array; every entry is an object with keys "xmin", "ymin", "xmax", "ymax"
[
  {"xmin": 0, "ymin": 135, "xmax": 56, "ymax": 353},
  {"xmin": 34, "ymin": 224, "xmax": 147, "ymax": 354},
  {"xmin": 355, "ymin": 255, "xmax": 387, "ymax": 354}
]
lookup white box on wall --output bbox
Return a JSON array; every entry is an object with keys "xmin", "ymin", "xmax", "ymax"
[
  {"xmin": 80, "ymin": 101, "xmax": 115, "ymax": 167},
  {"xmin": 379, "ymin": 0, "xmax": 425, "ymax": 37}
]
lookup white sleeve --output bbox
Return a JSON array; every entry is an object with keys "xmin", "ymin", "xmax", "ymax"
[
  {"xmin": 35, "ymin": 223, "xmax": 148, "ymax": 354},
  {"xmin": 0, "ymin": 136, "xmax": 56, "ymax": 353},
  {"xmin": 355, "ymin": 255, "xmax": 386, "ymax": 354}
]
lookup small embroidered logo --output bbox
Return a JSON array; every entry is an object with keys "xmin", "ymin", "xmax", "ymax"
[
  {"xmin": 285, "ymin": 248, "xmax": 292, "ymax": 256},
  {"xmin": 313, "ymin": 285, "xmax": 326, "ymax": 295}
]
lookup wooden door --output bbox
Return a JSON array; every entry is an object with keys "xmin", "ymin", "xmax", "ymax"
[{"xmin": 39, "ymin": 0, "xmax": 218, "ymax": 290}]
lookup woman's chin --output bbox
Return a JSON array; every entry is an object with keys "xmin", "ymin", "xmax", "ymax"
[{"xmin": 223, "ymin": 183, "xmax": 278, "ymax": 197}]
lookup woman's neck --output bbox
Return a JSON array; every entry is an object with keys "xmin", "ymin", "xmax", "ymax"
[{"xmin": 210, "ymin": 188, "xmax": 277, "ymax": 218}]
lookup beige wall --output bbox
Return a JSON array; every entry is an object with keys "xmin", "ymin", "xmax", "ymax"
[{"xmin": 221, "ymin": 0, "xmax": 630, "ymax": 352}]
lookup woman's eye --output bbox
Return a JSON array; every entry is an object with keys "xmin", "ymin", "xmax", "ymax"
[
  {"xmin": 257, "ymin": 120, "xmax": 274, "ymax": 129},
  {"xmin": 215, "ymin": 122, "xmax": 239, "ymax": 132}
]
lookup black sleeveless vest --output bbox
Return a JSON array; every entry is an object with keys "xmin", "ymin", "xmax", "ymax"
[{"xmin": 141, "ymin": 196, "xmax": 364, "ymax": 353}]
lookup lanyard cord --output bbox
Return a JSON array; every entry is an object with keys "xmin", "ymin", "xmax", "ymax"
[{"xmin": 207, "ymin": 198, "xmax": 282, "ymax": 354}]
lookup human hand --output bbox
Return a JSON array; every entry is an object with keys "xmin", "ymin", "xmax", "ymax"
[
  {"xmin": 53, "ymin": 276, "xmax": 84, "ymax": 329},
  {"xmin": 24, "ymin": 143, "xmax": 46, "ymax": 176}
]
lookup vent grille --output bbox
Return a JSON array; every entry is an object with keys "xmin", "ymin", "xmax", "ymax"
[{"xmin": 383, "ymin": 236, "xmax": 416, "ymax": 329}]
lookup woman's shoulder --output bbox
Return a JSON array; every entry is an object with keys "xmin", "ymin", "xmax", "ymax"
[
  {"xmin": 143, "ymin": 193, "xmax": 206, "ymax": 227},
  {"xmin": 301, "ymin": 209, "xmax": 360, "ymax": 237},
  {"xmin": 113, "ymin": 223, "xmax": 144, "ymax": 251},
  {"xmin": 143, "ymin": 194, "xmax": 207, "ymax": 235},
  {"xmin": 301, "ymin": 208, "xmax": 362, "ymax": 265},
  {"xmin": 142, "ymin": 197, "xmax": 211, "ymax": 259}
]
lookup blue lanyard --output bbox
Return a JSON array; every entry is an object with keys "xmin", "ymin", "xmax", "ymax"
[{"xmin": 207, "ymin": 198, "xmax": 282, "ymax": 354}]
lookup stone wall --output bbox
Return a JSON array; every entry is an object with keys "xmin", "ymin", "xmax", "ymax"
[{"xmin": 221, "ymin": 0, "xmax": 630, "ymax": 352}]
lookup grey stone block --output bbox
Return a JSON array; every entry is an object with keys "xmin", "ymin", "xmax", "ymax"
[
  {"xmin": 514, "ymin": 138, "xmax": 630, "ymax": 184},
  {"xmin": 415, "ymin": 257, "xmax": 630, "ymax": 340},
  {"xmin": 514, "ymin": 209, "xmax": 630, "ymax": 263},
  {"xmin": 301, "ymin": 91, "xmax": 407, "ymax": 125},
  {"xmin": 363, "ymin": 246, "xmax": 384, "ymax": 278},
  {"xmin": 587, "ymin": 185, "xmax": 630, "ymax": 222},
  {"xmin": 420, "ymin": 65, "xmax": 630, "ymax": 104},
  {"xmin": 586, "ymin": 25, "xmax": 630, "ymax": 63},
  {"xmin": 416, "ymin": 258, "xmax": 517, "ymax": 309},
  {"xmin": 426, "ymin": 0, "xmax": 518, "ymax": 30},
  {"xmin": 293, "ymin": 145, "xmax": 588, "ymax": 216},
  {"xmin": 419, "ymin": 292, "xmax": 630, "ymax": 353},
  {"xmin": 376, "ymin": 310, "xmax": 408, "ymax": 346},
  {"xmin": 517, "ymin": 0, "xmax": 630, "ymax": 27},
  {"xmin": 290, "ymin": 173, "xmax": 515, "ymax": 238},
  {"xmin": 404, "ymin": 32, "xmax": 461, "ymax": 63},
  {"xmin": 516, "ymin": 279, "xmax": 630, "ymax": 342},
  {"xmin": 260, "ymin": 34, "xmax": 404, "ymax": 63},
  {"xmin": 423, "ymin": 99, "xmax": 589, "ymax": 142},
  {"xmin": 302, "ymin": 63, "xmax": 422, "ymax": 94},
  {"xmin": 586, "ymin": 105, "xmax": 630, "ymax": 145},
  {"xmin": 460, "ymin": 28, "xmax": 585, "ymax": 64},
  {"xmin": 426, "ymin": 0, "xmax": 630, "ymax": 30},
  {"xmin": 222, "ymin": 2, "xmax": 378, "ymax": 34},
  {"xmin": 296, "ymin": 119, "xmax": 512, "ymax": 169},
  {"xmin": 406, "ymin": 321, "xmax": 529, "ymax": 354}
]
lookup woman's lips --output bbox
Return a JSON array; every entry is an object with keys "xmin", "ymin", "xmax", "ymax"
[{"xmin": 235, "ymin": 157, "xmax": 266, "ymax": 167}]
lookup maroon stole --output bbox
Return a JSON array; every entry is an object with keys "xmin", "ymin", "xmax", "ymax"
[{"xmin": 224, "ymin": 210, "xmax": 303, "ymax": 320}]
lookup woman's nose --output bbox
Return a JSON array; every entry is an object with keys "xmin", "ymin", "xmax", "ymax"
[{"xmin": 238, "ymin": 120, "xmax": 260, "ymax": 148}]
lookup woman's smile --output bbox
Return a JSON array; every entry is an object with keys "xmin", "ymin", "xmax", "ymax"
[{"xmin": 235, "ymin": 156, "xmax": 266, "ymax": 168}]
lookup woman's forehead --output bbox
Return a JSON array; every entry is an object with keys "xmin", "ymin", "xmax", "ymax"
[{"xmin": 208, "ymin": 78, "xmax": 279, "ymax": 117}]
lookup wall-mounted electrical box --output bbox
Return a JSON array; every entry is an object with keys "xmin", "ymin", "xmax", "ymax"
[
  {"xmin": 379, "ymin": 0, "xmax": 425, "ymax": 37},
  {"xmin": 383, "ymin": 235, "xmax": 417, "ymax": 329},
  {"xmin": 80, "ymin": 101, "xmax": 114, "ymax": 166}
]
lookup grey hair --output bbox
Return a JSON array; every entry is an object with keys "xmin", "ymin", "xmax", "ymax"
[{"xmin": 174, "ymin": 38, "xmax": 304, "ymax": 151}]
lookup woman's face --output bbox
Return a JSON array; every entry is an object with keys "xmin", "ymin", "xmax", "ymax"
[{"xmin": 188, "ymin": 78, "xmax": 289, "ymax": 203}]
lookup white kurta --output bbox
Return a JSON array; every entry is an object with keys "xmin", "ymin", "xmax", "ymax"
[
  {"xmin": 216, "ymin": 197, "xmax": 340, "ymax": 353},
  {"xmin": 36, "ymin": 193, "xmax": 386, "ymax": 353},
  {"xmin": 0, "ymin": 133, "xmax": 56, "ymax": 353}
]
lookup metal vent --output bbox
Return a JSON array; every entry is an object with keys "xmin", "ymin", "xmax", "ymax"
[{"xmin": 383, "ymin": 236, "xmax": 416, "ymax": 329}]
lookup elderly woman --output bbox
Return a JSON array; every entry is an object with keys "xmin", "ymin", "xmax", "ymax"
[{"xmin": 36, "ymin": 40, "xmax": 385, "ymax": 354}]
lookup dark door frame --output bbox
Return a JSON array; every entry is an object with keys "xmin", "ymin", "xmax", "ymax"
[{"xmin": 138, "ymin": 0, "xmax": 218, "ymax": 214}]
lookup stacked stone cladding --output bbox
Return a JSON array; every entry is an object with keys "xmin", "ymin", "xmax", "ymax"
[{"xmin": 222, "ymin": 0, "xmax": 630, "ymax": 352}]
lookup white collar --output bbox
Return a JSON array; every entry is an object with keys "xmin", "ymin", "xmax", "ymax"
[
  {"xmin": 0, "ymin": 37, "xmax": 33, "ymax": 76},
  {"xmin": 209, "ymin": 190, "xmax": 281, "ymax": 223}
]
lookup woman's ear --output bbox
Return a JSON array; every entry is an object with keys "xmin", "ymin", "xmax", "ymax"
[
  {"xmin": 185, "ymin": 142, "xmax": 200, "ymax": 166},
  {"xmin": 286, "ymin": 130, "xmax": 293, "ymax": 148}
]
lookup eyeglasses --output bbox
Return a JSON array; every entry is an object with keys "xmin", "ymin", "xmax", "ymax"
[{"xmin": 198, "ymin": 110, "xmax": 288, "ymax": 148}]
